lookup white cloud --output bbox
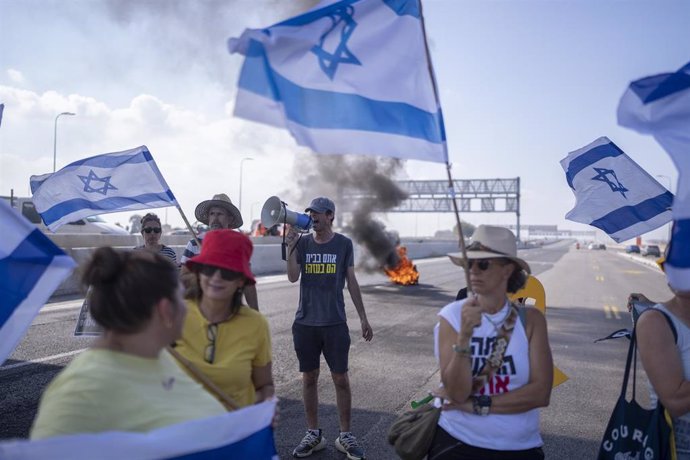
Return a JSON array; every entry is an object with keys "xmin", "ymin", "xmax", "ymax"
[
  {"xmin": 7, "ymin": 68, "xmax": 25, "ymax": 85},
  {"xmin": 0, "ymin": 84, "xmax": 307, "ymax": 229}
]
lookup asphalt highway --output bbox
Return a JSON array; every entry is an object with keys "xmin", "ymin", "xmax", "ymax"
[{"xmin": 0, "ymin": 241, "xmax": 673, "ymax": 459}]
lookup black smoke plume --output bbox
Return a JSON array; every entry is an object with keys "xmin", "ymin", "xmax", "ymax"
[{"xmin": 288, "ymin": 154, "xmax": 408, "ymax": 271}]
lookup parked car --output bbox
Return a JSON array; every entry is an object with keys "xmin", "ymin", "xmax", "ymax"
[
  {"xmin": 588, "ymin": 243, "xmax": 606, "ymax": 250},
  {"xmin": 3, "ymin": 196, "xmax": 129, "ymax": 235},
  {"xmin": 642, "ymin": 245, "xmax": 661, "ymax": 257},
  {"xmin": 625, "ymin": 245, "xmax": 641, "ymax": 254}
]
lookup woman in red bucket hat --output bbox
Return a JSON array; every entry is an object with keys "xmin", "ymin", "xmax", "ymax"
[{"xmin": 173, "ymin": 229, "xmax": 274, "ymax": 408}]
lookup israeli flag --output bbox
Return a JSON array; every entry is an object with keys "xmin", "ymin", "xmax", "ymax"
[
  {"xmin": 0, "ymin": 103, "xmax": 4, "ymax": 128},
  {"xmin": 560, "ymin": 137, "xmax": 673, "ymax": 243},
  {"xmin": 0, "ymin": 399, "xmax": 278, "ymax": 459},
  {"xmin": 0, "ymin": 200, "xmax": 76, "ymax": 364},
  {"xmin": 618, "ymin": 61, "xmax": 690, "ymax": 290},
  {"xmin": 30, "ymin": 146, "xmax": 178, "ymax": 232},
  {"xmin": 228, "ymin": 0, "xmax": 448, "ymax": 163}
]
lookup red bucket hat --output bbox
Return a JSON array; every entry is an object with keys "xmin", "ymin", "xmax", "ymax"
[{"xmin": 185, "ymin": 230, "xmax": 256, "ymax": 285}]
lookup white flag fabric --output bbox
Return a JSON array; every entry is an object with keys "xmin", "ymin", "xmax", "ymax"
[
  {"xmin": 561, "ymin": 137, "xmax": 673, "ymax": 243},
  {"xmin": 0, "ymin": 399, "xmax": 278, "ymax": 459},
  {"xmin": 30, "ymin": 146, "xmax": 178, "ymax": 232},
  {"xmin": 0, "ymin": 200, "xmax": 76, "ymax": 364},
  {"xmin": 618, "ymin": 61, "xmax": 690, "ymax": 290},
  {"xmin": 228, "ymin": 0, "xmax": 448, "ymax": 163}
]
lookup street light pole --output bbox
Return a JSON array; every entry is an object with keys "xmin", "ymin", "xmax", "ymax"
[
  {"xmin": 53, "ymin": 112, "xmax": 76, "ymax": 172},
  {"xmin": 250, "ymin": 201, "xmax": 261, "ymax": 224},
  {"xmin": 656, "ymin": 174, "xmax": 673, "ymax": 243},
  {"xmin": 239, "ymin": 157, "xmax": 254, "ymax": 226}
]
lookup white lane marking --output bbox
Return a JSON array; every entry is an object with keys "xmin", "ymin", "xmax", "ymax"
[
  {"xmin": 42, "ymin": 301, "xmax": 83, "ymax": 313},
  {"xmin": 604, "ymin": 305, "xmax": 621, "ymax": 320},
  {"xmin": 1, "ymin": 348, "xmax": 87, "ymax": 372}
]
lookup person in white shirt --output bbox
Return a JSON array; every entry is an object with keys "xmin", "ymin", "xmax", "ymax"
[{"xmin": 431, "ymin": 225, "xmax": 553, "ymax": 460}]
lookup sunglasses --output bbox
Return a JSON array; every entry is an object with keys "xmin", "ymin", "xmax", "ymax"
[
  {"xmin": 467, "ymin": 259, "xmax": 505, "ymax": 271},
  {"xmin": 204, "ymin": 323, "xmax": 218, "ymax": 364},
  {"xmin": 142, "ymin": 227, "xmax": 162, "ymax": 234},
  {"xmin": 198, "ymin": 264, "xmax": 244, "ymax": 281}
]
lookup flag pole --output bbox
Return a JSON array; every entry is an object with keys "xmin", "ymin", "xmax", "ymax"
[
  {"xmin": 418, "ymin": 0, "xmax": 472, "ymax": 293},
  {"xmin": 176, "ymin": 204, "xmax": 201, "ymax": 246}
]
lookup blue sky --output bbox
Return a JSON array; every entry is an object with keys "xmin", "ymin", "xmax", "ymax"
[{"xmin": 1, "ymin": 0, "xmax": 688, "ymax": 241}]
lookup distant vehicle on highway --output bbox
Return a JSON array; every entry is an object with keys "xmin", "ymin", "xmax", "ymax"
[
  {"xmin": 625, "ymin": 245, "xmax": 641, "ymax": 254},
  {"xmin": 2, "ymin": 196, "xmax": 129, "ymax": 235},
  {"xmin": 588, "ymin": 243, "xmax": 606, "ymax": 250},
  {"xmin": 642, "ymin": 245, "xmax": 661, "ymax": 257}
]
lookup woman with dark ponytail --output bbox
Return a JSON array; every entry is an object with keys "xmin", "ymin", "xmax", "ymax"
[{"xmin": 31, "ymin": 248, "xmax": 225, "ymax": 439}]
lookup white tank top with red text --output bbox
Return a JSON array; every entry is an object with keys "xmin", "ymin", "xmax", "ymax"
[{"xmin": 436, "ymin": 298, "xmax": 543, "ymax": 450}]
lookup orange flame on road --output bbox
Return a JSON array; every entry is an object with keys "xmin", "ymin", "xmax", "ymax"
[{"xmin": 385, "ymin": 246, "xmax": 420, "ymax": 285}]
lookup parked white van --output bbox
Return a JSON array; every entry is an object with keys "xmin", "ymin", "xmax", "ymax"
[{"xmin": 3, "ymin": 196, "xmax": 129, "ymax": 235}]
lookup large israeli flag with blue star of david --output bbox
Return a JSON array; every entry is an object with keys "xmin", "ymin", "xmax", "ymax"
[
  {"xmin": 560, "ymin": 137, "xmax": 673, "ymax": 243},
  {"xmin": 0, "ymin": 200, "xmax": 75, "ymax": 364},
  {"xmin": 618, "ymin": 61, "xmax": 690, "ymax": 291},
  {"xmin": 228, "ymin": 0, "xmax": 447, "ymax": 163},
  {"xmin": 0, "ymin": 399, "xmax": 278, "ymax": 460},
  {"xmin": 30, "ymin": 146, "xmax": 178, "ymax": 232}
]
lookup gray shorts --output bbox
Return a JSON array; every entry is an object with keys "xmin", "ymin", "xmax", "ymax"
[{"xmin": 292, "ymin": 322, "xmax": 350, "ymax": 374}]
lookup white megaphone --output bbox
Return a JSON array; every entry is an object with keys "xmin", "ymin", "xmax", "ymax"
[{"xmin": 261, "ymin": 196, "xmax": 312, "ymax": 231}]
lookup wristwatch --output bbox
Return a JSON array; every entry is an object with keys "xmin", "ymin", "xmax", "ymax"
[{"xmin": 472, "ymin": 395, "xmax": 491, "ymax": 416}]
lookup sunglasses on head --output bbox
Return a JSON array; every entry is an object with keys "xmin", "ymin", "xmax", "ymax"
[
  {"xmin": 142, "ymin": 227, "xmax": 161, "ymax": 234},
  {"xmin": 198, "ymin": 264, "xmax": 244, "ymax": 281}
]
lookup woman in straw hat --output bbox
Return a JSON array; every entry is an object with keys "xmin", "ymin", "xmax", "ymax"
[
  {"xmin": 31, "ymin": 248, "xmax": 225, "ymax": 439},
  {"xmin": 174, "ymin": 229, "xmax": 274, "ymax": 408},
  {"xmin": 429, "ymin": 225, "xmax": 553, "ymax": 459}
]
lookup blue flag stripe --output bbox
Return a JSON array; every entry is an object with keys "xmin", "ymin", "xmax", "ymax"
[
  {"xmin": 0, "ymin": 228, "xmax": 64, "ymax": 328},
  {"xmin": 278, "ymin": 0, "xmax": 419, "ymax": 26},
  {"xmin": 66, "ymin": 149, "xmax": 153, "ymax": 169},
  {"xmin": 277, "ymin": 0, "xmax": 358, "ymax": 26},
  {"xmin": 41, "ymin": 192, "xmax": 176, "ymax": 226},
  {"xmin": 565, "ymin": 141, "xmax": 624, "ymax": 189},
  {"xmin": 631, "ymin": 62, "xmax": 690, "ymax": 104},
  {"xmin": 239, "ymin": 39, "xmax": 445, "ymax": 144},
  {"xmin": 589, "ymin": 191, "xmax": 675, "ymax": 235},
  {"xmin": 29, "ymin": 150, "xmax": 154, "ymax": 193},
  {"xmin": 170, "ymin": 426, "xmax": 276, "ymax": 459},
  {"xmin": 668, "ymin": 219, "xmax": 690, "ymax": 269},
  {"xmin": 383, "ymin": 0, "xmax": 421, "ymax": 17}
]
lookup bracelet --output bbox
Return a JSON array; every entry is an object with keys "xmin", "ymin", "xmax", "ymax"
[{"xmin": 452, "ymin": 344, "xmax": 472, "ymax": 356}]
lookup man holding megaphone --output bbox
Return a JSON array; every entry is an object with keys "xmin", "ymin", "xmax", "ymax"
[{"xmin": 285, "ymin": 197, "xmax": 373, "ymax": 460}]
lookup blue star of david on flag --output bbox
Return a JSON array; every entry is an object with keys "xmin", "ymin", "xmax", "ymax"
[
  {"xmin": 561, "ymin": 136, "xmax": 672, "ymax": 243},
  {"xmin": 311, "ymin": 5, "xmax": 361, "ymax": 80},
  {"xmin": 30, "ymin": 146, "xmax": 178, "ymax": 231},
  {"xmin": 591, "ymin": 167, "xmax": 628, "ymax": 198},
  {"xmin": 228, "ymin": 0, "xmax": 448, "ymax": 164},
  {"xmin": 78, "ymin": 170, "xmax": 118, "ymax": 196}
]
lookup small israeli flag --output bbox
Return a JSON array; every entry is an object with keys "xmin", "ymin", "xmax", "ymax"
[
  {"xmin": 560, "ymin": 137, "xmax": 673, "ymax": 243},
  {"xmin": 0, "ymin": 200, "xmax": 76, "ymax": 364},
  {"xmin": 618, "ymin": 61, "xmax": 690, "ymax": 291},
  {"xmin": 30, "ymin": 146, "xmax": 178, "ymax": 232},
  {"xmin": 228, "ymin": 0, "xmax": 447, "ymax": 163}
]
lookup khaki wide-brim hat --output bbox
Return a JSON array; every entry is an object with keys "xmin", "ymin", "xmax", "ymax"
[
  {"xmin": 194, "ymin": 193, "xmax": 243, "ymax": 228},
  {"xmin": 448, "ymin": 225, "xmax": 531, "ymax": 273}
]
